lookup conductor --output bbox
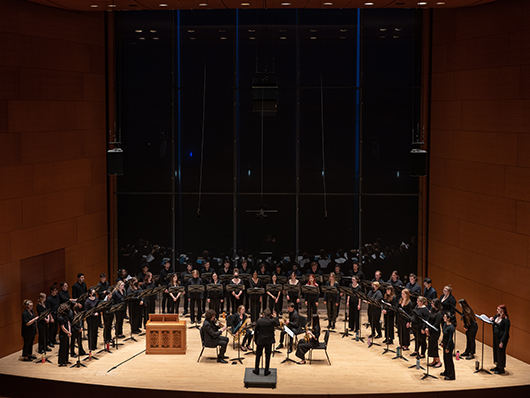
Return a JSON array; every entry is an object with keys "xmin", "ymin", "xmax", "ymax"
[{"xmin": 253, "ymin": 308, "xmax": 280, "ymax": 376}]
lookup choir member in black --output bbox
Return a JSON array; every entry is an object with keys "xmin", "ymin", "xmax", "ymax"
[
  {"xmin": 253, "ymin": 308, "xmax": 280, "ymax": 375},
  {"xmin": 458, "ymin": 298, "xmax": 477, "ymax": 360},
  {"xmin": 201, "ymin": 261, "xmax": 215, "ymax": 313},
  {"xmin": 181, "ymin": 263, "xmax": 193, "ymax": 316},
  {"xmin": 304, "ymin": 274, "xmax": 319, "ymax": 319},
  {"xmin": 307, "ymin": 261, "xmax": 323, "ymax": 276},
  {"xmin": 440, "ymin": 284, "xmax": 456, "ymax": 315},
  {"xmin": 347, "ymin": 276, "xmax": 362, "ymax": 332},
  {"xmin": 21, "ymin": 299, "xmax": 38, "ymax": 361},
  {"xmin": 323, "ymin": 272, "xmax": 340, "ymax": 329},
  {"xmin": 45, "ymin": 284, "xmax": 60, "ymax": 346},
  {"xmin": 285, "ymin": 272, "xmax": 301, "ymax": 310},
  {"xmin": 274, "ymin": 263, "xmax": 285, "ymax": 278},
  {"xmin": 349, "ymin": 262, "xmax": 365, "ymax": 282},
  {"xmin": 382, "ymin": 285, "xmax": 397, "ymax": 344},
  {"xmin": 366, "ymin": 281, "xmax": 383, "ymax": 338},
  {"xmin": 276, "ymin": 302, "xmax": 301, "ymax": 352},
  {"xmin": 167, "ymin": 273, "xmax": 183, "ymax": 314},
  {"xmin": 159, "ymin": 260, "xmax": 172, "ymax": 313},
  {"xmin": 257, "ymin": 262, "xmax": 270, "ymax": 276},
  {"xmin": 387, "ymin": 270, "xmax": 403, "ymax": 289},
  {"xmin": 96, "ymin": 273, "xmax": 110, "ymax": 298},
  {"xmin": 206, "ymin": 272, "xmax": 223, "ymax": 314},
  {"xmin": 112, "ymin": 281, "xmax": 126, "ymax": 338},
  {"xmin": 397, "ymin": 288, "xmax": 413, "ymax": 350},
  {"xmin": 287, "ymin": 263, "xmax": 301, "ymax": 277},
  {"xmin": 58, "ymin": 281, "xmax": 74, "ymax": 305},
  {"xmin": 249, "ymin": 270, "xmax": 262, "ymax": 322},
  {"xmin": 116, "ymin": 268, "xmax": 129, "ymax": 282},
  {"xmin": 36, "ymin": 293, "xmax": 51, "ymax": 354},
  {"xmin": 57, "ymin": 303, "xmax": 72, "ymax": 366},
  {"xmin": 72, "ymin": 273, "xmax": 87, "ymax": 300},
  {"xmin": 333, "ymin": 264, "xmax": 344, "ymax": 285},
  {"xmin": 426, "ymin": 299, "xmax": 443, "ymax": 368},
  {"xmin": 240, "ymin": 259, "xmax": 251, "ymax": 275},
  {"xmin": 295, "ymin": 314, "xmax": 321, "ymax": 365},
  {"xmin": 490, "ymin": 304, "xmax": 510, "ymax": 374},
  {"xmin": 441, "ymin": 312, "xmax": 456, "ymax": 380},
  {"xmin": 372, "ymin": 270, "xmax": 384, "ymax": 284},
  {"xmin": 187, "ymin": 269, "xmax": 204, "ymax": 325},
  {"xmin": 232, "ymin": 305, "xmax": 253, "ymax": 351},
  {"xmin": 84, "ymin": 288, "xmax": 99, "ymax": 352},
  {"xmin": 202, "ymin": 309, "xmax": 228, "ymax": 363},
  {"xmin": 406, "ymin": 273, "xmax": 421, "ymax": 304},
  {"xmin": 411, "ymin": 296, "xmax": 429, "ymax": 358},
  {"xmin": 127, "ymin": 277, "xmax": 144, "ymax": 333},
  {"xmin": 220, "ymin": 259, "xmax": 232, "ymax": 277},
  {"xmin": 142, "ymin": 272, "xmax": 156, "ymax": 326},
  {"xmin": 137, "ymin": 263, "xmax": 149, "ymax": 286},
  {"xmin": 70, "ymin": 301, "xmax": 86, "ymax": 358},
  {"xmin": 267, "ymin": 273, "xmax": 282, "ymax": 316},
  {"xmin": 230, "ymin": 269, "xmax": 244, "ymax": 315},
  {"xmin": 102, "ymin": 290, "xmax": 114, "ymax": 344},
  {"xmin": 423, "ymin": 278, "xmax": 437, "ymax": 304}
]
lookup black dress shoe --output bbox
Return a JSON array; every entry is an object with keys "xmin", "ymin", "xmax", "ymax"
[
  {"xmin": 465, "ymin": 354, "xmax": 474, "ymax": 360},
  {"xmin": 22, "ymin": 357, "xmax": 32, "ymax": 362},
  {"xmin": 410, "ymin": 352, "xmax": 418, "ymax": 357},
  {"xmin": 375, "ymin": 335, "xmax": 382, "ymax": 339},
  {"xmin": 217, "ymin": 358, "xmax": 228, "ymax": 363},
  {"xmin": 276, "ymin": 343, "xmax": 284, "ymax": 350},
  {"xmin": 440, "ymin": 372, "xmax": 446, "ymax": 376},
  {"xmin": 444, "ymin": 376, "xmax": 455, "ymax": 380},
  {"xmin": 71, "ymin": 353, "xmax": 77, "ymax": 358},
  {"xmin": 46, "ymin": 348, "xmax": 52, "ymax": 352},
  {"xmin": 79, "ymin": 351, "xmax": 87, "ymax": 356},
  {"xmin": 264, "ymin": 370, "xmax": 271, "ymax": 376},
  {"xmin": 252, "ymin": 369, "xmax": 260, "ymax": 375},
  {"xmin": 48, "ymin": 343, "xmax": 54, "ymax": 348},
  {"xmin": 494, "ymin": 370, "xmax": 505, "ymax": 374},
  {"xmin": 490, "ymin": 367, "xmax": 498, "ymax": 372}
]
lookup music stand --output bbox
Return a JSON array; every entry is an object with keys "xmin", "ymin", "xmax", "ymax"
[
  {"xmin": 94, "ymin": 300, "xmax": 113, "ymax": 354},
  {"xmin": 411, "ymin": 310, "xmax": 438, "ymax": 379},
  {"xmin": 341, "ymin": 276, "xmax": 352, "ymax": 287},
  {"xmin": 392, "ymin": 307, "xmax": 411, "ymax": 362},
  {"xmin": 356, "ymin": 290, "xmax": 379, "ymax": 347},
  {"xmin": 450, "ymin": 303, "xmax": 463, "ymax": 357},
  {"xmin": 474, "ymin": 314, "xmax": 493, "ymax": 375},
  {"xmin": 137, "ymin": 287, "xmax": 157, "ymax": 335},
  {"xmin": 239, "ymin": 273, "xmax": 251, "ymax": 282},
  {"xmin": 108, "ymin": 302, "xmax": 127, "ymax": 349},
  {"xmin": 187, "ymin": 285, "xmax": 205, "ymax": 329},
  {"xmin": 201, "ymin": 272, "xmax": 213, "ymax": 282},
  {"xmin": 338, "ymin": 286, "xmax": 353, "ymax": 338},
  {"xmin": 279, "ymin": 325, "xmax": 297, "ymax": 364},
  {"xmin": 320, "ymin": 285, "xmax": 339, "ymax": 333},
  {"xmin": 123, "ymin": 292, "xmax": 140, "ymax": 342},
  {"xmin": 70, "ymin": 310, "xmax": 87, "ymax": 368},
  {"xmin": 35, "ymin": 309, "xmax": 52, "ymax": 364},
  {"xmin": 226, "ymin": 283, "xmax": 245, "ymax": 310},
  {"xmin": 276, "ymin": 276, "xmax": 287, "ymax": 285},
  {"xmin": 301, "ymin": 285, "xmax": 319, "ymax": 319},
  {"xmin": 381, "ymin": 300, "xmax": 396, "ymax": 355},
  {"xmin": 257, "ymin": 275, "xmax": 271, "ymax": 285}
]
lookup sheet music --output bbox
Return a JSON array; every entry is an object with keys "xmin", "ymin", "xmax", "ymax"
[
  {"xmin": 284, "ymin": 325, "xmax": 294, "ymax": 338},
  {"xmin": 476, "ymin": 314, "xmax": 493, "ymax": 324}
]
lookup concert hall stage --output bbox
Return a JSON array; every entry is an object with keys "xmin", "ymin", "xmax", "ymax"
[{"xmin": 1, "ymin": 316, "xmax": 529, "ymax": 398}]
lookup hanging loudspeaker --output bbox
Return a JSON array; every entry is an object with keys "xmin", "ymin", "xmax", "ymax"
[
  {"xmin": 107, "ymin": 148, "xmax": 124, "ymax": 175},
  {"xmin": 410, "ymin": 149, "xmax": 427, "ymax": 177}
]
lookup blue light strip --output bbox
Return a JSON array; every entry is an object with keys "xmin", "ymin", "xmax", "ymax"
[{"xmin": 355, "ymin": 8, "xmax": 361, "ymax": 182}]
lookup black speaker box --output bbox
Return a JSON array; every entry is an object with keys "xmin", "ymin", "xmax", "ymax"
[
  {"xmin": 107, "ymin": 149, "xmax": 124, "ymax": 175},
  {"xmin": 410, "ymin": 149, "xmax": 427, "ymax": 177}
]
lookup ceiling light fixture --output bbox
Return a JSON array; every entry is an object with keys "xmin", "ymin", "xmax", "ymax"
[
  {"xmin": 364, "ymin": 2, "xmax": 374, "ymax": 5},
  {"xmin": 90, "ymin": 4, "xmax": 99, "ymax": 8},
  {"xmin": 135, "ymin": 29, "xmax": 143, "ymax": 33},
  {"xmin": 108, "ymin": 4, "xmax": 117, "ymax": 7},
  {"xmin": 323, "ymin": 2, "xmax": 333, "ymax": 5},
  {"xmin": 241, "ymin": 2, "xmax": 250, "ymax": 5},
  {"xmin": 417, "ymin": 1, "xmax": 427, "ymax": 5},
  {"xmin": 150, "ymin": 30, "xmax": 157, "ymax": 33},
  {"xmin": 199, "ymin": 3, "xmax": 208, "ymax": 6},
  {"xmin": 281, "ymin": 2, "xmax": 291, "ymax": 5},
  {"xmin": 159, "ymin": 3, "xmax": 168, "ymax": 6}
]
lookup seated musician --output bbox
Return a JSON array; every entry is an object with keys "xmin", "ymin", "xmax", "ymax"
[
  {"xmin": 276, "ymin": 302, "xmax": 301, "ymax": 353},
  {"xmin": 232, "ymin": 305, "xmax": 253, "ymax": 351},
  {"xmin": 202, "ymin": 309, "xmax": 228, "ymax": 363},
  {"xmin": 295, "ymin": 314, "xmax": 321, "ymax": 365}
]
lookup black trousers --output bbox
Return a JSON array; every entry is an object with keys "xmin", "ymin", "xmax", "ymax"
[
  {"xmin": 428, "ymin": 331, "xmax": 440, "ymax": 358},
  {"xmin": 413, "ymin": 325, "xmax": 427, "ymax": 355},
  {"xmin": 37, "ymin": 321, "xmax": 47, "ymax": 353},
  {"xmin": 212, "ymin": 336, "xmax": 228, "ymax": 357},
  {"xmin": 443, "ymin": 348, "xmax": 455, "ymax": 379},
  {"xmin": 250, "ymin": 298, "xmax": 261, "ymax": 322},
  {"xmin": 306, "ymin": 299, "xmax": 317, "ymax": 319},
  {"xmin": 87, "ymin": 316, "xmax": 99, "ymax": 351},
  {"xmin": 295, "ymin": 341, "xmax": 314, "ymax": 360},
  {"xmin": 58, "ymin": 333, "xmax": 69, "ymax": 365},
  {"xmin": 115, "ymin": 310, "xmax": 125, "ymax": 336},
  {"xmin": 326, "ymin": 300, "xmax": 338, "ymax": 325},
  {"xmin": 48, "ymin": 315, "xmax": 58, "ymax": 344},
  {"xmin": 162, "ymin": 293, "xmax": 170, "ymax": 313},
  {"xmin": 348, "ymin": 302, "xmax": 360, "ymax": 331},
  {"xmin": 103, "ymin": 313, "xmax": 114, "ymax": 343},
  {"xmin": 464, "ymin": 322, "xmax": 478, "ymax": 355},
  {"xmin": 70, "ymin": 328, "xmax": 84, "ymax": 356},
  {"xmin": 493, "ymin": 334, "xmax": 508, "ymax": 371},
  {"xmin": 384, "ymin": 312, "xmax": 395, "ymax": 341},
  {"xmin": 368, "ymin": 307, "xmax": 382, "ymax": 336},
  {"xmin": 189, "ymin": 298, "xmax": 202, "ymax": 323},
  {"xmin": 209, "ymin": 298, "xmax": 221, "ymax": 315},
  {"xmin": 398, "ymin": 318, "xmax": 410, "ymax": 347},
  {"xmin": 168, "ymin": 297, "xmax": 180, "ymax": 314},
  {"xmin": 255, "ymin": 344, "xmax": 272, "ymax": 371},
  {"xmin": 22, "ymin": 332, "xmax": 35, "ymax": 358}
]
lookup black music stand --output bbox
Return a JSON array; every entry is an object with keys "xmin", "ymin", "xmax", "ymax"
[
  {"xmin": 70, "ymin": 310, "xmax": 87, "ymax": 368},
  {"xmin": 301, "ymin": 285, "xmax": 319, "ymax": 319},
  {"xmin": 187, "ymin": 284, "xmax": 205, "ymax": 329},
  {"xmin": 357, "ymin": 290, "xmax": 380, "ymax": 348},
  {"xmin": 205, "ymin": 283, "xmax": 222, "ymax": 313},
  {"xmin": 137, "ymin": 287, "xmax": 157, "ymax": 336},
  {"xmin": 276, "ymin": 276, "xmax": 287, "ymax": 285},
  {"xmin": 95, "ymin": 300, "xmax": 113, "ymax": 354},
  {"xmin": 257, "ymin": 275, "xmax": 271, "ymax": 285},
  {"xmin": 450, "ymin": 303, "xmax": 463, "ymax": 357},
  {"xmin": 108, "ymin": 302, "xmax": 127, "ymax": 350},
  {"xmin": 381, "ymin": 300, "xmax": 396, "ymax": 355},
  {"xmin": 247, "ymin": 287, "xmax": 265, "ymax": 320},
  {"xmin": 201, "ymin": 272, "xmax": 213, "ymax": 283},
  {"xmin": 320, "ymin": 285, "xmax": 339, "ymax": 333},
  {"xmin": 123, "ymin": 292, "xmax": 141, "ymax": 342},
  {"xmin": 474, "ymin": 314, "xmax": 493, "ymax": 375},
  {"xmin": 339, "ymin": 286, "xmax": 355, "ymax": 339},
  {"xmin": 392, "ymin": 308, "xmax": 411, "ymax": 362},
  {"xmin": 279, "ymin": 325, "xmax": 297, "ymax": 364},
  {"xmin": 412, "ymin": 310, "xmax": 438, "ymax": 379},
  {"xmin": 35, "ymin": 309, "xmax": 52, "ymax": 364},
  {"xmin": 82, "ymin": 306, "xmax": 100, "ymax": 362}
]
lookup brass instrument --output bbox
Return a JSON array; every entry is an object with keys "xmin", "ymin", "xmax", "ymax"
[
  {"xmin": 234, "ymin": 317, "xmax": 250, "ymax": 341},
  {"xmin": 279, "ymin": 314, "xmax": 289, "ymax": 328}
]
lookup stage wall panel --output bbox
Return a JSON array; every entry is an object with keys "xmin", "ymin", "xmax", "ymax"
[{"xmin": 429, "ymin": 0, "xmax": 530, "ymax": 364}]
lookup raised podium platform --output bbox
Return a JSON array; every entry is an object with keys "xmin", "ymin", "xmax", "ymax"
[{"xmin": 146, "ymin": 314, "xmax": 187, "ymax": 355}]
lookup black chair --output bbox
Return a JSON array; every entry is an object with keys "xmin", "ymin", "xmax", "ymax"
[
  {"xmin": 308, "ymin": 329, "xmax": 331, "ymax": 365},
  {"xmin": 294, "ymin": 315, "xmax": 307, "ymax": 347},
  {"xmin": 197, "ymin": 326, "xmax": 219, "ymax": 362}
]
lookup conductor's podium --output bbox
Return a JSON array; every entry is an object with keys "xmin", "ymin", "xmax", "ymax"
[{"xmin": 146, "ymin": 314, "xmax": 187, "ymax": 355}]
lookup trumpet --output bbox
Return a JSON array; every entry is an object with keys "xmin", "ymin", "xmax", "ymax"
[{"xmin": 215, "ymin": 318, "xmax": 225, "ymax": 328}]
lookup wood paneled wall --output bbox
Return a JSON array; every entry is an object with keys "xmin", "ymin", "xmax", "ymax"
[
  {"xmin": 428, "ymin": 0, "xmax": 530, "ymax": 364},
  {"xmin": 0, "ymin": 0, "xmax": 107, "ymax": 358}
]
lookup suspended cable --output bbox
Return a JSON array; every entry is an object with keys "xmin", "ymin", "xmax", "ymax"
[
  {"xmin": 260, "ymin": 86, "xmax": 265, "ymax": 205},
  {"xmin": 321, "ymin": 73, "xmax": 328, "ymax": 219},
  {"xmin": 197, "ymin": 65, "xmax": 207, "ymax": 217}
]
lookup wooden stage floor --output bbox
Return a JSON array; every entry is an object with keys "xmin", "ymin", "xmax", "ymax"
[{"xmin": 1, "ymin": 311, "xmax": 529, "ymax": 398}]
